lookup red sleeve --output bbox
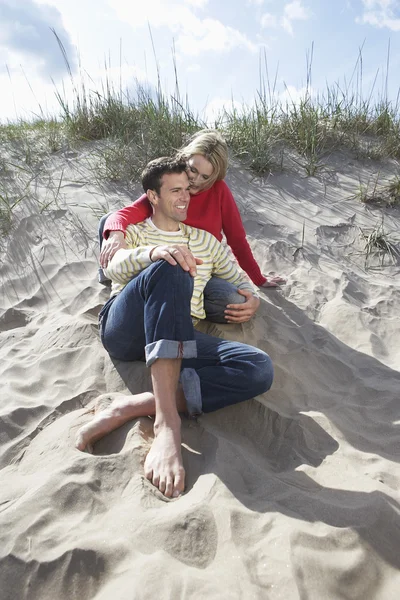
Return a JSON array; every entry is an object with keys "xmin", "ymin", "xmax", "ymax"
[
  {"xmin": 103, "ymin": 194, "xmax": 152, "ymax": 239},
  {"xmin": 220, "ymin": 182, "xmax": 266, "ymax": 286}
]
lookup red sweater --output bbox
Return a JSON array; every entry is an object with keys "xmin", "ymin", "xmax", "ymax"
[{"xmin": 104, "ymin": 180, "xmax": 266, "ymax": 285}]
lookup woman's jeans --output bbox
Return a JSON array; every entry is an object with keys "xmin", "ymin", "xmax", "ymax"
[
  {"xmin": 99, "ymin": 260, "xmax": 273, "ymax": 415},
  {"xmin": 98, "ymin": 213, "xmax": 245, "ymax": 323}
]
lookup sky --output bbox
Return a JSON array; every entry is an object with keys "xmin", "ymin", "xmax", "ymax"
[{"xmin": 2, "ymin": 0, "xmax": 400, "ymax": 123}]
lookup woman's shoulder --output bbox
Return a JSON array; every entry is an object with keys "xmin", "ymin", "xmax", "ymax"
[
  {"xmin": 205, "ymin": 179, "xmax": 232, "ymax": 200},
  {"xmin": 213, "ymin": 179, "xmax": 230, "ymax": 192}
]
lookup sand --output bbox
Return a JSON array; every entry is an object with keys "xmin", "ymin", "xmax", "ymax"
[{"xmin": 1, "ymin": 148, "xmax": 400, "ymax": 599}]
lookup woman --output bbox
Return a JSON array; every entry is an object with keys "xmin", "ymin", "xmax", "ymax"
[{"xmin": 99, "ymin": 130, "xmax": 285, "ymax": 324}]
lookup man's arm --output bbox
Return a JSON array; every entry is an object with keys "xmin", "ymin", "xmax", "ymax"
[
  {"xmin": 100, "ymin": 195, "xmax": 153, "ymax": 267},
  {"xmin": 103, "ymin": 225, "xmax": 156, "ymax": 284},
  {"xmin": 209, "ymin": 235, "xmax": 260, "ymax": 323},
  {"xmin": 104, "ymin": 246, "xmax": 156, "ymax": 284},
  {"xmin": 210, "ymin": 235, "xmax": 258, "ymax": 294}
]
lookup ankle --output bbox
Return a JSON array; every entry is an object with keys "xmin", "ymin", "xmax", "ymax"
[{"xmin": 154, "ymin": 414, "xmax": 181, "ymax": 434}]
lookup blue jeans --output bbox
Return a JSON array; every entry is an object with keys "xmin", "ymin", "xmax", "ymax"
[
  {"xmin": 98, "ymin": 213, "xmax": 245, "ymax": 322},
  {"xmin": 99, "ymin": 260, "xmax": 273, "ymax": 415}
]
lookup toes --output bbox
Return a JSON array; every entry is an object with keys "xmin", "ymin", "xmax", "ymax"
[
  {"xmin": 165, "ymin": 477, "xmax": 174, "ymax": 498},
  {"xmin": 75, "ymin": 433, "xmax": 86, "ymax": 451},
  {"xmin": 173, "ymin": 469, "xmax": 185, "ymax": 498},
  {"xmin": 144, "ymin": 466, "xmax": 153, "ymax": 481},
  {"xmin": 152, "ymin": 474, "xmax": 160, "ymax": 489},
  {"xmin": 158, "ymin": 478, "xmax": 166, "ymax": 494},
  {"xmin": 75, "ymin": 439, "xmax": 84, "ymax": 451}
]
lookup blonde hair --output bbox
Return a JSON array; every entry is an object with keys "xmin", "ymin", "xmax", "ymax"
[{"xmin": 177, "ymin": 129, "xmax": 228, "ymax": 188}]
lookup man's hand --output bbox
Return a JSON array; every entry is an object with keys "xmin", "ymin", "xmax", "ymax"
[
  {"xmin": 224, "ymin": 289, "xmax": 260, "ymax": 323},
  {"xmin": 150, "ymin": 244, "xmax": 203, "ymax": 277},
  {"xmin": 100, "ymin": 231, "xmax": 127, "ymax": 268},
  {"xmin": 261, "ymin": 274, "xmax": 286, "ymax": 288}
]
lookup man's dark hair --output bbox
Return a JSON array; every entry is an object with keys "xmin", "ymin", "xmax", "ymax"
[{"xmin": 141, "ymin": 157, "xmax": 187, "ymax": 195}]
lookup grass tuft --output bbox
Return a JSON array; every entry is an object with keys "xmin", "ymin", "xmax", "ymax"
[
  {"xmin": 356, "ymin": 174, "xmax": 400, "ymax": 207},
  {"xmin": 360, "ymin": 219, "xmax": 400, "ymax": 267}
]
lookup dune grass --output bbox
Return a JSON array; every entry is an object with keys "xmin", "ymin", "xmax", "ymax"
[
  {"xmin": 1, "ymin": 41, "xmax": 400, "ymax": 238},
  {"xmin": 222, "ymin": 43, "xmax": 400, "ymax": 175},
  {"xmin": 360, "ymin": 219, "xmax": 400, "ymax": 267},
  {"xmin": 355, "ymin": 173, "xmax": 400, "ymax": 207}
]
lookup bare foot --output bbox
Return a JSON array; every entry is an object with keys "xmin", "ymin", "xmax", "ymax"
[
  {"xmin": 75, "ymin": 392, "xmax": 155, "ymax": 452},
  {"xmin": 144, "ymin": 422, "xmax": 185, "ymax": 499},
  {"xmin": 75, "ymin": 407, "xmax": 123, "ymax": 453}
]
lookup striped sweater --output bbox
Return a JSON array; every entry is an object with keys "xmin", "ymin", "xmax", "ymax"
[{"xmin": 104, "ymin": 218, "xmax": 257, "ymax": 320}]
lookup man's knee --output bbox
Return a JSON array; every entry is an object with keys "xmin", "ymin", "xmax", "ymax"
[
  {"xmin": 153, "ymin": 259, "xmax": 192, "ymax": 279},
  {"xmin": 149, "ymin": 260, "xmax": 194, "ymax": 293}
]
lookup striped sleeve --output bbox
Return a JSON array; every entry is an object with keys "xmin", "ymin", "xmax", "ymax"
[
  {"xmin": 209, "ymin": 234, "xmax": 257, "ymax": 293},
  {"xmin": 104, "ymin": 224, "xmax": 156, "ymax": 284}
]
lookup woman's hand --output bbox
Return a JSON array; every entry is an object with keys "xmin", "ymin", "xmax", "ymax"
[
  {"xmin": 224, "ymin": 289, "xmax": 260, "ymax": 323},
  {"xmin": 261, "ymin": 274, "xmax": 286, "ymax": 288},
  {"xmin": 100, "ymin": 232, "xmax": 127, "ymax": 268}
]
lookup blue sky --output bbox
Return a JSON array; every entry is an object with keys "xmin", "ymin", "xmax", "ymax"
[{"xmin": 1, "ymin": 0, "xmax": 400, "ymax": 123}]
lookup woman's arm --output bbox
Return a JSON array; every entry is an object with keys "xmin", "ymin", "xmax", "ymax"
[
  {"xmin": 220, "ymin": 183, "xmax": 267, "ymax": 286},
  {"xmin": 100, "ymin": 194, "xmax": 152, "ymax": 267},
  {"xmin": 103, "ymin": 194, "xmax": 152, "ymax": 239}
]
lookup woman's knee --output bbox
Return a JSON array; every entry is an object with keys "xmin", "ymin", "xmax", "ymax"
[
  {"xmin": 245, "ymin": 349, "xmax": 274, "ymax": 395},
  {"xmin": 205, "ymin": 277, "xmax": 245, "ymax": 305}
]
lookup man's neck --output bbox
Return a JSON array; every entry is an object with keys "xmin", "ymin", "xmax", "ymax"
[{"xmin": 150, "ymin": 215, "xmax": 181, "ymax": 232}]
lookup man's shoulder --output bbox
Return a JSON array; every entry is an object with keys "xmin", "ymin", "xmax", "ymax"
[
  {"xmin": 183, "ymin": 223, "xmax": 219, "ymax": 245},
  {"xmin": 126, "ymin": 220, "xmax": 150, "ymax": 234}
]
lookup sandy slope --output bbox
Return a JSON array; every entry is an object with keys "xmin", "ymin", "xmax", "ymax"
[{"xmin": 1, "ymin": 150, "xmax": 399, "ymax": 600}]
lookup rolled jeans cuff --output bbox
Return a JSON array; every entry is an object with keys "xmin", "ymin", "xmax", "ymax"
[
  {"xmin": 180, "ymin": 368, "xmax": 203, "ymax": 417},
  {"xmin": 145, "ymin": 339, "xmax": 197, "ymax": 367}
]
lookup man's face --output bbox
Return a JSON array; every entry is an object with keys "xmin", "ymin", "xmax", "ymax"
[{"xmin": 151, "ymin": 171, "xmax": 191, "ymax": 222}]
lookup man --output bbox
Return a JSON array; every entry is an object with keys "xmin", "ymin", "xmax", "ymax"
[{"xmin": 75, "ymin": 157, "xmax": 274, "ymax": 499}]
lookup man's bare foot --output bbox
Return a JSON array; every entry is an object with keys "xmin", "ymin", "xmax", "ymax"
[
  {"xmin": 144, "ymin": 421, "xmax": 185, "ymax": 499},
  {"xmin": 75, "ymin": 392, "xmax": 155, "ymax": 453},
  {"xmin": 75, "ymin": 407, "xmax": 123, "ymax": 453}
]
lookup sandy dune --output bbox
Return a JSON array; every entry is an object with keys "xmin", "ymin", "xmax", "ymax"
[{"xmin": 1, "ymin": 150, "xmax": 399, "ymax": 599}]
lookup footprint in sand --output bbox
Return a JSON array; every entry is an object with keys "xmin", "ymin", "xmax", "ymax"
[
  {"xmin": 133, "ymin": 505, "xmax": 218, "ymax": 569},
  {"xmin": 0, "ymin": 308, "xmax": 32, "ymax": 333}
]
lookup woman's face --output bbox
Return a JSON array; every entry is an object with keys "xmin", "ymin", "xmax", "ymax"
[{"xmin": 186, "ymin": 154, "xmax": 214, "ymax": 194}]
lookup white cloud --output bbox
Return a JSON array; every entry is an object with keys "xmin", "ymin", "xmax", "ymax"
[
  {"xmin": 187, "ymin": 63, "xmax": 201, "ymax": 72},
  {"xmin": 260, "ymin": 13, "xmax": 278, "ymax": 28},
  {"xmin": 284, "ymin": 0, "xmax": 310, "ymax": 20},
  {"xmin": 260, "ymin": 1, "xmax": 311, "ymax": 35},
  {"xmin": 357, "ymin": 0, "xmax": 400, "ymax": 30},
  {"xmin": 108, "ymin": 0, "xmax": 257, "ymax": 56},
  {"xmin": 177, "ymin": 18, "xmax": 257, "ymax": 56},
  {"xmin": 184, "ymin": 0, "xmax": 209, "ymax": 7},
  {"xmin": 0, "ymin": 0, "xmax": 77, "ymax": 79},
  {"xmin": 362, "ymin": 0, "xmax": 394, "ymax": 8},
  {"xmin": 247, "ymin": 0, "xmax": 265, "ymax": 5},
  {"xmin": 281, "ymin": 16, "xmax": 294, "ymax": 34}
]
